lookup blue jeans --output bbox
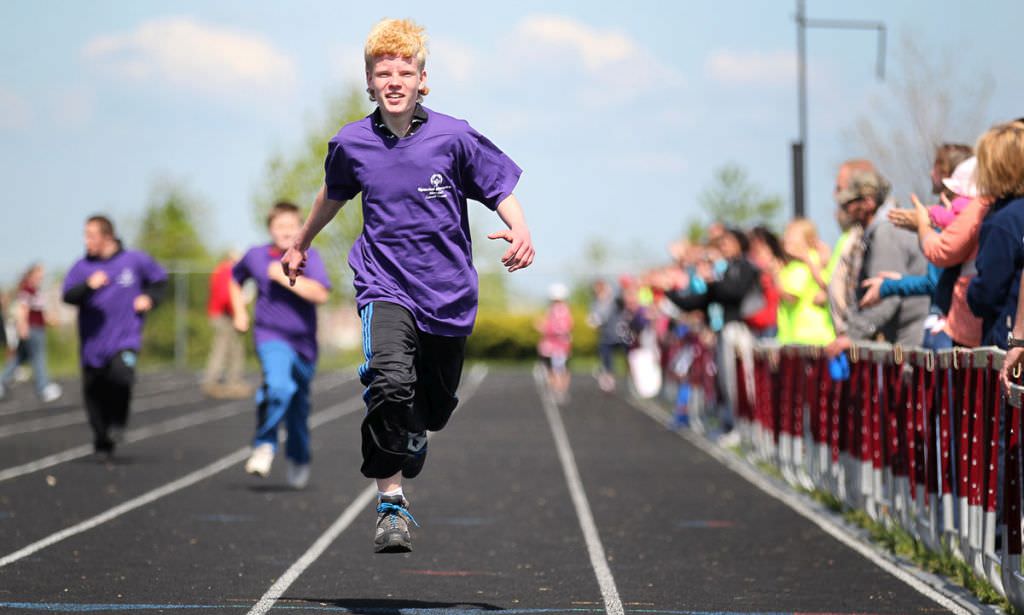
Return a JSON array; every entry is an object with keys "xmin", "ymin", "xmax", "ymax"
[
  {"xmin": 254, "ymin": 340, "xmax": 316, "ymax": 464},
  {"xmin": 2, "ymin": 327, "xmax": 50, "ymax": 396}
]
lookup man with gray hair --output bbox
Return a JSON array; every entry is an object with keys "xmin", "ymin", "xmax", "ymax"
[{"xmin": 826, "ymin": 167, "xmax": 929, "ymax": 356}]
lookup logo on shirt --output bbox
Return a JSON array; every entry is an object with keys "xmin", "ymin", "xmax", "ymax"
[
  {"xmin": 116, "ymin": 268, "xmax": 136, "ymax": 288},
  {"xmin": 418, "ymin": 173, "xmax": 452, "ymax": 200}
]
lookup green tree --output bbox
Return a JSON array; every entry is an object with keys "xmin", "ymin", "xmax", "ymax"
[
  {"xmin": 583, "ymin": 237, "xmax": 612, "ymax": 269},
  {"xmin": 698, "ymin": 164, "xmax": 782, "ymax": 229},
  {"xmin": 684, "ymin": 218, "xmax": 705, "ymax": 243},
  {"xmin": 133, "ymin": 180, "xmax": 213, "ymax": 366},
  {"xmin": 254, "ymin": 88, "xmax": 370, "ymax": 292},
  {"xmin": 136, "ymin": 180, "xmax": 211, "ymax": 263}
]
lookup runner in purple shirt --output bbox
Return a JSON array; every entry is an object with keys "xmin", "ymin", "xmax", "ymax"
[
  {"xmin": 232, "ymin": 202, "xmax": 331, "ymax": 489},
  {"xmin": 281, "ymin": 18, "xmax": 535, "ymax": 553},
  {"xmin": 63, "ymin": 215, "xmax": 167, "ymax": 455}
]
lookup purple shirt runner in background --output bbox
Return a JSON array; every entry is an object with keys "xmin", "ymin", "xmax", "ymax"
[
  {"xmin": 63, "ymin": 250, "xmax": 168, "ymax": 368},
  {"xmin": 232, "ymin": 244, "xmax": 331, "ymax": 363},
  {"xmin": 324, "ymin": 106, "xmax": 522, "ymax": 337}
]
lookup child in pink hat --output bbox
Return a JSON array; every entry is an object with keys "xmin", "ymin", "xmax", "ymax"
[{"xmin": 928, "ymin": 156, "xmax": 976, "ymax": 228}]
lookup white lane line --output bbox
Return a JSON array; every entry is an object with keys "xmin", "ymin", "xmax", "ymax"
[
  {"xmin": 245, "ymin": 364, "xmax": 489, "ymax": 615},
  {"xmin": 0, "ymin": 373, "xmax": 358, "ymax": 483},
  {"xmin": 627, "ymin": 396, "xmax": 978, "ymax": 615},
  {"xmin": 0, "ymin": 372, "xmax": 353, "ymax": 438},
  {"xmin": 0, "ymin": 378, "xmax": 189, "ymax": 418},
  {"xmin": 0, "ymin": 401, "xmax": 247, "ymax": 483},
  {"xmin": 246, "ymin": 484, "xmax": 378, "ymax": 615},
  {"xmin": 533, "ymin": 367, "xmax": 624, "ymax": 615},
  {"xmin": 0, "ymin": 394, "xmax": 366, "ymax": 569},
  {"xmin": 0, "ymin": 389, "xmax": 205, "ymax": 439}
]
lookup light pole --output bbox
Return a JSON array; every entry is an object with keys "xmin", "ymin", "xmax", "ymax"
[{"xmin": 793, "ymin": 0, "xmax": 886, "ymax": 219}]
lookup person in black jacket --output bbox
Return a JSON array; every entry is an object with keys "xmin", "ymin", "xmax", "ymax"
[{"xmin": 665, "ymin": 227, "xmax": 760, "ymax": 442}]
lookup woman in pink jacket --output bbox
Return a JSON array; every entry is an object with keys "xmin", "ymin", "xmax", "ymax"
[{"xmin": 889, "ymin": 155, "xmax": 985, "ymax": 347}]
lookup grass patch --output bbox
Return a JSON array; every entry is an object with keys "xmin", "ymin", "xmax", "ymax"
[
  {"xmin": 653, "ymin": 395, "xmax": 1017, "ymax": 611},
  {"xmin": 754, "ymin": 460, "xmax": 785, "ymax": 482},
  {"xmin": 834, "ymin": 504, "xmax": 1012, "ymax": 610},
  {"xmin": 786, "ymin": 478, "xmax": 1014, "ymax": 611}
]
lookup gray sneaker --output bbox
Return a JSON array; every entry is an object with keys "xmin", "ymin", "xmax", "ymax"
[
  {"xmin": 374, "ymin": 495, "xmax": 417, "ymax": 553},
  {"xmin": 108, "ymin": 425, "xmax": 126, "ymax": 445}
]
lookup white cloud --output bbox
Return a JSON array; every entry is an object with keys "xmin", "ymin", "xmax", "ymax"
[
  {"xmin": 82, "ymin": 17, "xmax": 296, "ymax": 99},
  {"xmin": 506, "ymin": 15, "xmax": 685, "ymax": 104},
  {"xmin": 705, "ymin": 49, "xmax": 795, "ymax": 87},
  {"xmin": 376, "ymin": 15, "xmax": 683, "ymax": 109},
  {"xmin": 430, "ymin": 38, "xmax": 477, "ymax": 85},
  {"xmin": 0, "ymin": 88, "xmax": 32, "ymax": 130},
  {"xmin": 329, "ymin": 43, "xmax": 366, "ymax": 88},
  {"xmin": 513, "ymin": 14, "xmax": 640, "ymax": 72}
]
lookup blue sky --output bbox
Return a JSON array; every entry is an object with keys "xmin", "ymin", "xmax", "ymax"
[{"xmin": 2, "ymin": 0, "xmax": 1021, "ymax": 298}]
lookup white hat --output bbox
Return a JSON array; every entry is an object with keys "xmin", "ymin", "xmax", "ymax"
[
  {"xmin": 548, "ymin": 282, "xmax": 569, "ymax": 301},
  {"xmin": 942, "ymin": 156, "xmax": 978, "ymax": 198}
]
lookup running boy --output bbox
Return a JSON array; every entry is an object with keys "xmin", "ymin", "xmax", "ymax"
[
  {"xmin": 63, "ymin": 216, "xmax": 167, "ymax": 455},
  {"xmin": 280, "ymin": 18, "xmax": 534, "ymax": 552},
  {"xmin": 234, "ymin": 201, "xmax": 331, "ymax": 489}
]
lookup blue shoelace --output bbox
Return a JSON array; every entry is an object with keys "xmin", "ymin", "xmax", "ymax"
[{"xmin": 377, "ymin": 502, "xmax": 420, "ymax": 528}]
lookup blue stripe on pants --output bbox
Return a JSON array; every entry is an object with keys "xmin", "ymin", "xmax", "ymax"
[
  {"xmin": 254, "ymin": 340, "xmax": 316, "ymax": 464},
  {"xmin": 358, "ymin": 304, "xmax": 375, "ymax": 405}
]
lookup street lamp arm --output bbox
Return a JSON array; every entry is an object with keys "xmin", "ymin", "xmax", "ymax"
[
  {"xmin": 804, "ymin": 18, "xmax": 885, "ymax": 31},
  {"xmin": 791, "ymin": 0, "xmax": 887, "ymax": 219},
  {"xmin": 804, "ymin": 19, "xmax": 886, "ymax": 79}
]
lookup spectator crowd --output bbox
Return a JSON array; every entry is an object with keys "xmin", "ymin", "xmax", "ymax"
[{"xmin": 585, "ymin": 119, "xmax": 1024, "ymax": 442}]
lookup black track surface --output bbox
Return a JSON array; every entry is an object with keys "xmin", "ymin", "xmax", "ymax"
[{"xmin": 0, "ymin": 367, "xmax": 953, "ymax": 614}]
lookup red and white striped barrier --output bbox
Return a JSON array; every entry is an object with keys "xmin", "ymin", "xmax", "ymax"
[{"xmin": 747, "ymin": 343, "xmax": 1024, "ymax": 608}]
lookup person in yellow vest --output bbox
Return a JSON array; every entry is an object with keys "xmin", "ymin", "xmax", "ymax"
[{"xmin": 777, "ymin": 218, "xmax": 834, "ymax": 345}]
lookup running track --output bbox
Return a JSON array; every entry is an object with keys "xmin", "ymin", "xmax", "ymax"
[{"xmin": 0, "ymin": 366, "xmax": 968, "ymax": 614}]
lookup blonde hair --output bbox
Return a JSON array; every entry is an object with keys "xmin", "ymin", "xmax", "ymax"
[
  {"xmin": 364, "ymin": 18, "xmax": 430, "ymax": 100},
  {"xmin": 976, "ymin": 121, "xmax": 1024, "ymax": 200},
  {"xmin": 786, "ymin": 217, "xmax": 820, "ymax": 249}
]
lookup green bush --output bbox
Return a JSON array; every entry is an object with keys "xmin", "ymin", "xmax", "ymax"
[
  {"xmin": 46, "ymin": 324, "xmax": 81, "ymax": 378},
  {"xmin": 466, "ymin": 305, "xmax": 598, "ymax": 361}
]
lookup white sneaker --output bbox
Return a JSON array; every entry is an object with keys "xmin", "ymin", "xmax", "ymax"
[
  {"xmin": 287, "ymin": 461, "xmax": 310, "ymax": 489},
  {"xmin": 245, "ymin": 443, "xmax": 274, "ymax": 477},
  {"xmin": 717, "ymin": 430, "xmax": 742, "ymax": 449},
  {"xmin": 40, "ymin": 383, "xmax": 63, "ymax": 403}
]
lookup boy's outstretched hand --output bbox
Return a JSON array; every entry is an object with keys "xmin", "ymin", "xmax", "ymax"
[
  {"xmin": 488, "ymin": 227, "xmax": 535, "ymax": 272},
  {"xmin": 281, "ymin": 244, "xmax": 308, "ymax": 286}
]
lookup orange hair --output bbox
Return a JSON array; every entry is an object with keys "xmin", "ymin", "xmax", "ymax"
[{"xmin": 364, "ymin": 18, "xmax": 430, "ymax": 98}]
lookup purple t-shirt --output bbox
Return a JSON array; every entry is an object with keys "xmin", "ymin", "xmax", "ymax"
[
  {"xmin": 324, "ymin": 106, "xmax": 522, "ymax": 337},
  {"xmin": 63, "ymin": 250, "xmax": 168, "ymax": 368},
  {"xmin": 232, "ymin": 244, "xmax": 331, "ymax": 362}
]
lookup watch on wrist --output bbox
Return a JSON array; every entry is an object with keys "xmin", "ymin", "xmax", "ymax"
[{"xmin": 1008, "ymin": 331, "xmax": 1024, "ymax": 349}]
